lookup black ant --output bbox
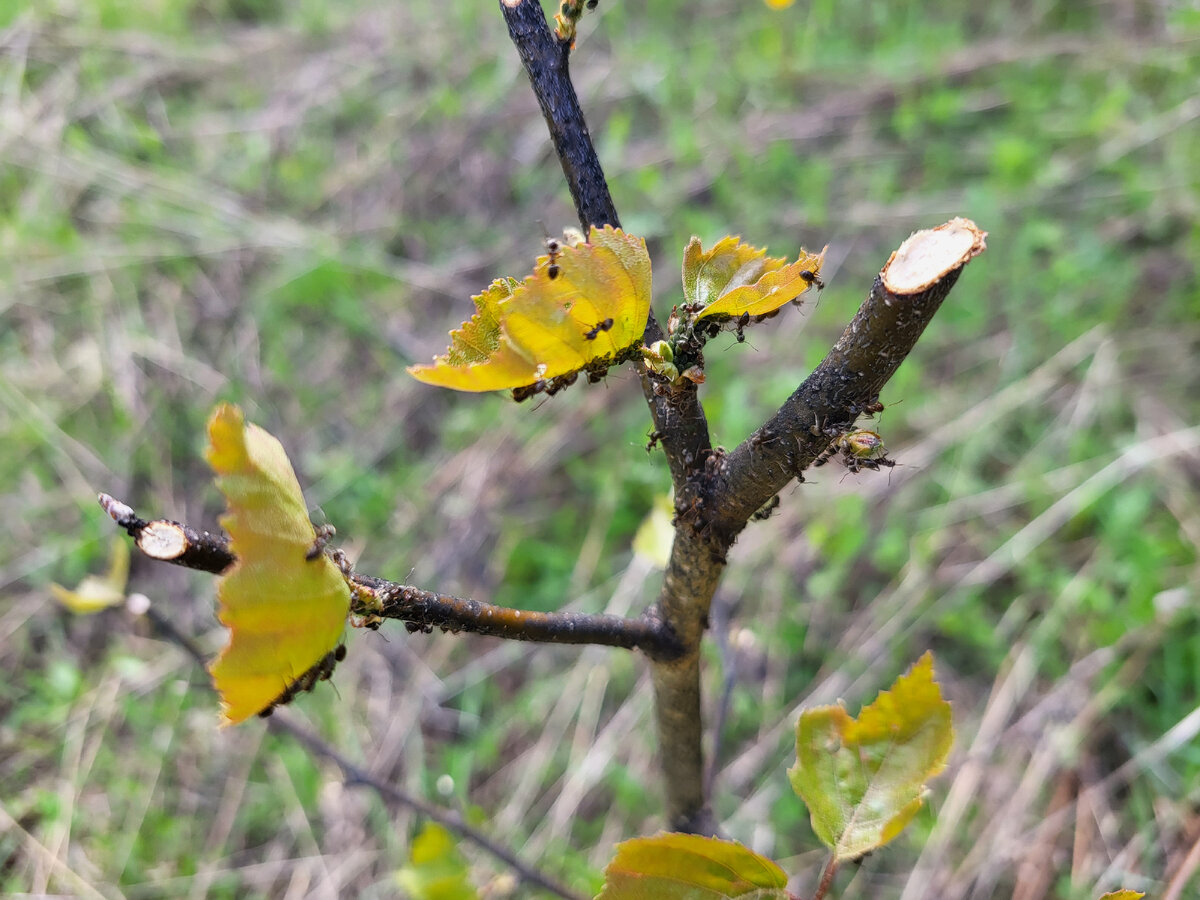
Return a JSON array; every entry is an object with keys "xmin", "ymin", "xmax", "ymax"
[
  {"xmin": 645, "ymin": 429, "xmax": 663, "ymax": 452},
  {"xmin": 734, "ymin": 311, "xmax": 750, "ymax": 343},
  {"xmin": 584, "ymin": 317, "xmax": 614, "ymax": 340},
  {"xmin": 545, "ymin": 234, "xmax": 562, "ymax": 280},
  {"xmin": 800, "ymin": 269, "xmax": 824, "ymax": 290}
]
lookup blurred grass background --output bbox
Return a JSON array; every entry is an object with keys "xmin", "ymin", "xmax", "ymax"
[{"xmin": 2, "ymin": 0, "xmax": 1198, "ymax": 896}]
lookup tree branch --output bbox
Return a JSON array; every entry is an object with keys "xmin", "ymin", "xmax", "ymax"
[
  {"xmin": 714, "ymin": 218, "xmax": 988, "ymax": 539},
  {"xmin": 359, "ymin": 577, "xmax": 683, "ymax": 659},
  {"xmin": 99, "ymin": 493, "xmax": 683, "ymax": 661},
  {"xmin": 647, "ymin": 220, "xmax": 986, "ymax": 833},
  {"xmin": 499, "ymin": 0, "xmax": 617, "ymax": 233},
  {"xmin": 498, "ymin": 0, "xmax": 712, "ymax": 491},
  {"xmin": 499, "ymin": 0, "xmax": 721, "ymax": 834},
  {"xmin": 100, "ymin": 492, "xmax": 233, "ymax": 573}
]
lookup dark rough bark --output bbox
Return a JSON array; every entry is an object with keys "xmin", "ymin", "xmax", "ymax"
[
  {"xmin": 363, "ymin": 578, "xmax": 684, "ymax": 659},
  {"xmin": 714, "ymin": 219, "xmax": 988, "ymax": 539},
  {"xmin": 499, "ymin": 0, "xmax": 618, "ymax": 234},
  {"xmin": 499, "ymin": 0, "xmax": 988, "ymax": 833}
]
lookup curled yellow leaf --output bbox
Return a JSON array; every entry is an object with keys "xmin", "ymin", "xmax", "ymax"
[
  {"xmin": 682, "ymin": 235, "xmax": 825, "ymax": 322},
  {"xmin": 408, "ymin": 225, "xmax": 651, "ymax": 395}
]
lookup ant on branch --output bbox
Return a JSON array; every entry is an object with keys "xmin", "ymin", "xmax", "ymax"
[
  {"xmin": 734, "ymin": 311, "xmax": 750, "ymax": 343},
  {"xmin": 305, "ymin": 524, "xmax": 336, "ymax": 561}
]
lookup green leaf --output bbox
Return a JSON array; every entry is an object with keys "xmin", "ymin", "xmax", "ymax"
[
  {"xmin": 597, "ymin": 833, "xmax": 789, "ymax": 899},
  {"xmin": 788, "ymin": 652, "xmax": 953, "ymax": 862},
  {"xmin": 395, "ymin": 823, "xmax": 479, "ymax": 900}
]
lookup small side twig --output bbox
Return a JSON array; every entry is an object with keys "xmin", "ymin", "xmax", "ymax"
[
  {"xmin": 362, "ymin": 578, "xmax": 683, "ymax": 660},
  {"xmin": 100, "ymin": 492, "xmax": 233, "ymax": 573},
  {"xmin": 269, "ymin": 715, "xmax": 585, "ymax": 900},
  {"xmin": 100, "ymin": 494, "xmax": 684, "ymax": 661},
  {"xmin": 132, "ymin": 600, "xmax": 584, "ymax": 900}
]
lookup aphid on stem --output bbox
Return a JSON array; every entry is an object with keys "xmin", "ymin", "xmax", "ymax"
[{"xmin": 813, "ymin": 429, "xmax": 896, "ymax": 474}]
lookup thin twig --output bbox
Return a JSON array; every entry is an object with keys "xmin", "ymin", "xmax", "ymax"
[
  {"xmin": 812, "ymin": 854, "xmax": 839, "ymax": 900},
  {"xmin": 100, "ymin": 493, "xmax": 684, "ymax": 661},
  {"xmin": 133, "ymin": 603, "xmax": 584, "ymax": 900},
  {"xmin": 364, "ymin": 578, "xmax": 683, "ymax": 659},
  {"xmin": 100, "ymin": 492, "xmax": 233, "ymax": 573},
  {"xmin": 268, "ymin": 715, "xmax": 586, "ymax": 900}
]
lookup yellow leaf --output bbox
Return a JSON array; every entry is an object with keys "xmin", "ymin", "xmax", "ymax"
[
  {"xmin": 395, "ymin": 823, "xmax": 480, "ymax": 900},
  {"xmin": 598, "ymin": 833, "xmax": 789, "ymax": 899},
  {"xmin": 408, "ymin": 226, "xmax": 651, "ymax": 394},
  {"xmin": 788, "ymin": 652, "xmax": 953, "ymax": 861},
  {"xmin": 1098, "ymin": 892, "xmax": 1144, "ymax": 900},
  {"xmin": 205, "ymin": 404, "xmax": 351, "ymax": 725},
  {"xmin": 51, "ymin": 539, "xmax": 130, "ymax": 614},
  {"xmin": 632, "ymin": 494, "xmax": 674, "ymax": 570},
  {"xmin": 682, "ymin": 235, "xmax": 824, "ymax": 322}
]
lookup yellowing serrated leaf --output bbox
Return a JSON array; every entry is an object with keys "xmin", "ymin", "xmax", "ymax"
[
  {"xmin": 682, "ymin": 235, "xmax": 824, "ymax": 322},
  {"xmin": 598, "ymin": 833, "xmax": 789, "ymax": 899},
  {"xmin": 51, "ymin": 539, "xmax": 130, "ymax": 614},
  {"xmin": 205, "ymin": 404, "xmax": 351, "ymax": 726},
  {"xmin": 405, "ymin": 278, "xmax": 538, "ymax": 391},
  {"xmin": 1098, "ymin": 892, "xmax": 1145, "ymax": 900},
  {"xmin": 407, "ymin": 226, "xmax": 651, "ymax": 394},
  {"xmin": 788, "ymin": 652, "xmax": 953, "ymax": 862},
  {"xmin": 395, "ymin": 823, "xmax": 479, "ymax": 900}
]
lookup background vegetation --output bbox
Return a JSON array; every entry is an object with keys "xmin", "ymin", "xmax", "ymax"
[{"xmin": 2, "ymin": 0, "xmax": 1197, "ymax": 896}]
